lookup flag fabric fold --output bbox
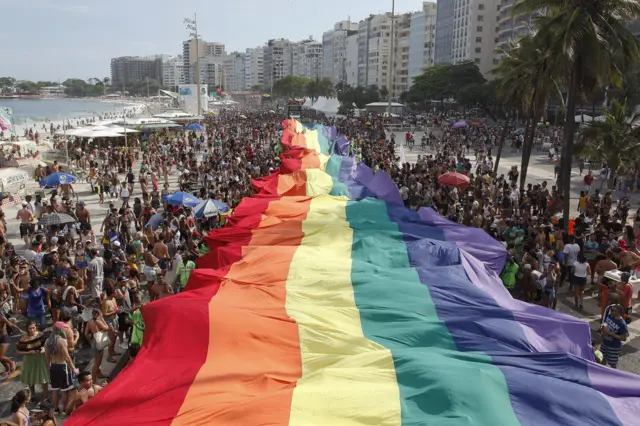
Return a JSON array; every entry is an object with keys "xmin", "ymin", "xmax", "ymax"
[{"xmin": 66, "ymin": 119, "xmax": 640, "ymax": 426}]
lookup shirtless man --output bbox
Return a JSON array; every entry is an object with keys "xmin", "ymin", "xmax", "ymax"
[
  {"xmin": 60, "ymin": 182, "xmax": 75, "ymax": 201},
  {"xmin": 45, "ymin": 328, "xmax": 78, "ymax": 415},
  {"xmin": 65, "ymin": 371, "xmax": 103, "ymax": 415},
  {"xmin": 153, "ymin": 234, "xmax": 170, "ymax": 277},
  {"xmin": 76, "ymin": 201, "xmax": 91, "ymax": 229},
  {"xmin": 13, "ymin": 261, "xmax": 30, "ymax": 314},
  {"xmin": 155, "ymin": 280, "xmax": 174, "ymax": 300},
  {"xmin": 16, "ymin": 202, "xmax": 34, "ymax": 246}
]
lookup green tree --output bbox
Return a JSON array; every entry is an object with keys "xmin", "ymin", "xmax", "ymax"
[
  {"xmin": 515, "ymin": 0, "xmax": 640, "ymax": 227},
  {"xmin": 577, "ymin": 99, "xmax": 640, "ymax": 188},
  {"xmin": 272, "ymin": 76, "xmax": 309, "ymax": 98},
  {"xmin": 16, "ymin": 80, "xmax": 40, "ymax": 94},
  {"xmin": 0, "ymin": 77, "xmax": 16, "ymax": 93},
  {"xmin": 493, "ymin": 35, "xmax": 556, "ymax": 191}
]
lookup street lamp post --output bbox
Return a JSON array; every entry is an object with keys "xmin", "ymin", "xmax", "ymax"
[
  {"xmin": 184, "ymin": 14, "xmax": 202, "ymax": 114},
  {"xmin": 387, "ymin": 0, "xmax": 396, "ymax": 117}
]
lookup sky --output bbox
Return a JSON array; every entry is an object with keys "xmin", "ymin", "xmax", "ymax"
[{"xmin": 0, "ymin": 0, "xmax": 423, "ymax": 82}]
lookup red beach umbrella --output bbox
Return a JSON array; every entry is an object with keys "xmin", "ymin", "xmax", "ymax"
[{"xmin": 438, "ymin": 172, "xmax": 470, "ymax": 188}]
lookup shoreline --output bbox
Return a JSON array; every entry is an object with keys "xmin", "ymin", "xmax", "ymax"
[{"xmin": 3, "ymin": 99, "xmax": 152, "ymax": 139}]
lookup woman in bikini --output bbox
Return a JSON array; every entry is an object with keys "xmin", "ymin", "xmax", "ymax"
[{"xmin": 0, "ymin": 315, "xmax": 24, "ymax": 375}]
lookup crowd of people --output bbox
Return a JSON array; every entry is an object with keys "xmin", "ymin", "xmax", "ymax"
[{"xmin": 0, "ymin": 107, "xmax": 639, "ymax": 423}]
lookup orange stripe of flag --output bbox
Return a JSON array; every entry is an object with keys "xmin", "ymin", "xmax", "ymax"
[{"xmin": 171, "ymin": 197, "xmax": 312, "ymax": 426}]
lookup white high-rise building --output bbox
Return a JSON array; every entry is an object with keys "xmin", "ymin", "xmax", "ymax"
[
  {"xmin": 391, "ymin": 13, "xmax": 413, "ymax": 97},
  {"xmin": 434, "ymin": 0, "xmax": 499, "ymax": 76},
  {"xmin": 292, "ymin": 38, "xmax": 324, "ymax": 79},
  {"xmin": 357, "ymin": 13, "xmax": 394, "ymax": 89},
  {"xmin": 182, "ymin": 39, "xmax": 226, "ymax": 84},
  {"xmin": 244, "ymin": 47, "xmax": 264, "ymax": 90},
  {"xmin": 322, "ymin": 21, "xmax": 359, "ymax": 84},
  {"xmin": 162, "ymin": 55, "xmax": 185, "ymax": 89},
  {"xmin": 223, "ymin": 52, "xmax": 247, "ymax": 91},
  {"xmin": 409, "ymin": 2, "xmax": 438, "ymax": 86},
  {"xmin": 495, "ymin": 0, "xmax": 536, "ymax": 63},
  {"xmin": 263, "ymin": 39, "xmax": 294, "ymax": 91},
  {"xmin": 345, "ymin": 33, "xmax": 359, "ymax": 87}
]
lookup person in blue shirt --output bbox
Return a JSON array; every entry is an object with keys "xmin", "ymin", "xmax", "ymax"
[{"xmin": 600, "ymin": 304, "xmax": 629, "ymax": 368}]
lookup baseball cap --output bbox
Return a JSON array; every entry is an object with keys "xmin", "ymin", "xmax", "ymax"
[
  {"xmin": 21, "ymin": 201, "xmax": 27, "ymax": 206},
  {"xmin": 112, "ymin": 241, "xmax": 121, "ymax": 247},
  {"xmin": 51, "ymin": 237, "xmax": 58, "ymax": 244},
  {"xmin": 78, "ymin": 201, "xmax": 85, "ymax": 206}
]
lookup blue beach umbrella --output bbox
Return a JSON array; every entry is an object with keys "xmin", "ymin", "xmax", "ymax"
[
  {"xmin": 39, "ymin": 172, "xmax": 77, "ymax": 187},
  {"xmin": 185, "ymin": 123, "xmax": 204, "ymax": 131},
  {"xmin": 193, "ymin": 199, "xmax": 230, "ymax": 218},
  {"xmin": 144, "ymin": 213, "xmax": 165, "ymax": 230},
  {"xmin": 162, "ymin": 191, "xmax": 202, "ymax": 208}
]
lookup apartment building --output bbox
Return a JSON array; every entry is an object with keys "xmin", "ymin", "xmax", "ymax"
[
  {"xmin": 292, "ymin": 39, "xmax": 324, "ymax": 80},
  {"xmin": 345, "ymin": 33, "xmax": 359, "ymax": 87},
  {"xmin": 223, "ymin": 52, "xmax": 247, "ymax": 91},
  {"xmin": 495, "ymin": 0, "xmax": 538, "ymax": 63},
  {"xmin": 322, "ymin": 21, "xmax": 359, "ymax": 84},
  {"xmin": 392, "ymin": 13, "xmax": 412, "ymax": 97},
  {"xmin": 162, "ymin": 56, "xmax": 185, "ymax": 89},
  {"xmin": 263, "ymin": 39, "xmax": 294, "ymax": 90},
  {"xmin": 409, "ymin": 2, "xmax": 437, "ymax": 86},
  {"xmin": 357, "ymin": 13, "xmax": 394, "ymax": 89},
  {"xmin": 182, "ymin": 39, "xmax": 226, "ymax": 84},
  {"xmin": 244, "ymin": 47, "xmax": 264, "ymax": 90},
  {"xmin": 110, "ymin": 56, "xmax": 163, "ymax": 88},
  {"xmin": 434, "ymin": 0, "xmax": 499, "ymax": 76}
]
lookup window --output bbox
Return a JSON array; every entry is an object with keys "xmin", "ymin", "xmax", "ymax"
[
  {"xmin": 493, "ymin": 58, "xmax": 499, "ymax": 64},
  {"xmin": 479, "ymin": 3, "xmax": 484, "ymax": 9},
  {"xmin": 477, "ymin": 26, "xmax": 483, "ymax": 31},
  {"xmin": 478, "ymin": 15, "xmax": 484, "ymax": 21},
  {"xmin": 475, "ymin": 47, "xmax": 481, "ymax": 53},
  {"xmin": 476, "ymin": 37, "xmax": 482, "ymax": 43},
  {"xmin": 474, "ymin": 58, "xmax": 480, "ymax": 64}
]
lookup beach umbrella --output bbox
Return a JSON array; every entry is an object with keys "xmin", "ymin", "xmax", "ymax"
[
  {"xmin": 193, "ymin": 199, "xmax": 219, "ymax": 218},
  {"xmin": 185, "ymin": 123, "xmax": 204, "ymax": 131},
  {"xmin": 38, "ymin": 213, "xmax": 76, "ymax": 227},
  {"xmin": 145, "ymin": 213, "xmax": 165, "ymax": 230},
  {"xmin": 452, "ymin": 120, "xmax": 468, "ymax": 129},
  {"xmin": 39, "ymin": 172, "xmax": 77, "ymax": 187},
  {"xmin": 194, "ymin": 199, "xmax": 230, "ymax": 218},
  {"xmin": 438, "ymin": 172, "xmax": 470, "ymax": 188},
  {"xmin": 162, "ymin": 191, "xmax": 202, "ymax": 208},
  {"xmin": 0, "ymin": 115, "xmax": 11, "ymax": 131}
]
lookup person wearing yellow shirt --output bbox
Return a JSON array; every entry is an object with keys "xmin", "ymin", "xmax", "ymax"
[{"xmin": 578, "ymin": 191, "xmax": 588, "ymax": 215}]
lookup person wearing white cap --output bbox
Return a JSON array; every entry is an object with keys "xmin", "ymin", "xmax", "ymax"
[{"xmin": 16, "ymin": 201, "xmax": 35, "ymax": 246}]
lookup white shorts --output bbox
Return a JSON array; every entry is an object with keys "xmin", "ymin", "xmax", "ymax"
[{"xmin": 91, "ymin": 278, "xmax": 104, "ymax": 299}]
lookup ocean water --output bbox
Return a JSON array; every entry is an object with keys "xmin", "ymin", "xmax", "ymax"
[{"xmin": 0, "ymin": 98, "xmax": 136, "ymax": 127}]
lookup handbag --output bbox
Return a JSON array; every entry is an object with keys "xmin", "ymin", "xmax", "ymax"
[{"xmin": 94, "ymin": 330, "xmax": 110, "ymax": 351}]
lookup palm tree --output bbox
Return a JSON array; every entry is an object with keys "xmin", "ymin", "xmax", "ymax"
[
  {"xmin": 578, "ymin": 99, "xmax": 640, "ymax": 189},
  {"xmin": 493, "ymin": 35, "xmax": 556, "ymax": 190},
  {"xmin": 514, "ymin": 0, "xmax": 640, "ymax": 228}
]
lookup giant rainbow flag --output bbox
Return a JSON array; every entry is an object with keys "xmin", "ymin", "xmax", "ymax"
[{"xmin": 67, "ymin": 119, "xmax": 640, "ymax": 425}]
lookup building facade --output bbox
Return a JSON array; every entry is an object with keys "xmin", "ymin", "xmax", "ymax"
[
  {"xmin": 223, "ymin": 52, "xmax": 247, "ymax": 91},
  {"xmin": 495, "ymin": 0, "xmax": 535, "ymax": 63},
  {"xmin": 392, "ymin": 13, "xmax": 413, "ymax": 97},
  {"xmin": 433, "ymin": 0, "xmax": 499, "ymax": 76},
  {"xmin": 345, "ymin": 33, "xmax": 359, "ymax": 87},
  {"xmin": 110, "ymin": 56, "xmax": 163, "ymax": 88},
  {"xmin": 244, "ymin": 46, "xmax": 264, "ymax": 90},
  {"xmin": 409, "ymin": 2, "xmax": 438, "ymax": 86},
  {"xmin": 434, "ymin": 0, "xmax": 455, "ymax": 65},
  {"xmin": 357, "ymin": 13, "xmax": 394, "ymax": 89},
  {"xmin": 182, "ymin": 39, "xmax": 226, "ymax": 84},
  {"xmin": 263, "ymin": 39, "xmax": 293, "ymax": 91},
  {"xmin": 292, "ymin": 39, "xmax": 324, "ymax": 79},
  {"xmin": 162, "ymin": 56, "xmax": 185, "ymax": 89},
  {"xmin": 322, "ymin": 21, "xmax": 359, "ymax": 84}
]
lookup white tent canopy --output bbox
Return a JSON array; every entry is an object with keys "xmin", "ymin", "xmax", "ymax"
[{"xmin": 309, "ymin": 97, "xmax": 340, "ymax": 114}]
